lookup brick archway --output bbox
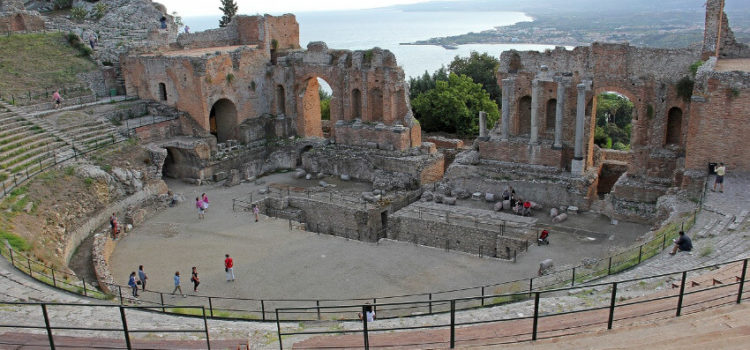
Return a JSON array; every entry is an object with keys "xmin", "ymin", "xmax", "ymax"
[{"xmin": 209, "ymin": 98, "xmax": 237, "ymax": 143}]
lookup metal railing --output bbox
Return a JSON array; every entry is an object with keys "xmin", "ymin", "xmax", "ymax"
[
  {"xmin": 0, "ymin": 302, "xmax": 211, "ymax": 350},
  {"xmin": 276, "ymin": 258, "xmax": 749, "ymax": 349},
  {"xmin": 0, "ymin": 84, "xmax": 93, "ymax": 107}
]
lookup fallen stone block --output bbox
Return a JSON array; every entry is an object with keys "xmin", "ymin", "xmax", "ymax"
[
  {"xmin": 552, "ymin": 213, "xmax": 568, "ymax": 223},
  {"xmin": 550, "ymin": 208, "xmax": 559, "ymax": 217},
  {"xmin": 293, "ymin": 170, "xmax": 306, "ymax": 179},
  {"xmin": 485, "ymin": 193, "xmax": 496, "ymax": 202},
  {"xmin": 494, "ymin": 202, "xmax": 504, "ymax": 211},
  {"xmin": 434, "ymin": 194, "xmax": 443, "ymax": 203},
  {"xmin": 503, "ymin": 200, "xmax": 511, "ymax": 210},
  {"xmin": 305, "ymin": 173, "xmax": 312, "ymax": 180},
  {"xmin": 421, "ymin": 191, "xmax": 434, "ymax": 202},
  {"xmin": 340, "ymin": 174, "xmax": 351, "ymax": 181},
  {"xmin": 319, "ymin": 181, "xmax": 329, "ymax": 188},
  {"xmin": 443, "ymin": 196, "xmax": 457, "ymax": 205},
  {"xmin": 472, "ymin": 192, "xmax": 483, "ymax": 201},
  {"xmin": 567, "ymin": 206, "xmax": 579, "ymax": 214}
]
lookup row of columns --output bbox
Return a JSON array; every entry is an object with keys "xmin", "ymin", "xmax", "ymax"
[{"xmin": 498, "ymin": 77, "xmax": 590, "ymax": 172}]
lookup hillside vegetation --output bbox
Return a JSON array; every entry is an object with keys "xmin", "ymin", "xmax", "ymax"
[{"xmin": 0, "ymin": 32, "xmax": 97, "ymax": 99}]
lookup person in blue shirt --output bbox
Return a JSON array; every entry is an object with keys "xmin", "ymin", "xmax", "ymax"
[
  {"xmin": 128, "ymin": 271, "xmax": 138, "ymax": 298},
  {"xmin": 172, "ymin": 271, "xmax": 185, "ymax": 297}
]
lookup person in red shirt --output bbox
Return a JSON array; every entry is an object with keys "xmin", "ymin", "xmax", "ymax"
[
  {"xmin": 523, "ymin": 201, "xmax": 532, "ymax": 216},
  {"xmin": 224, "ymin": 254, "xmax": 235, "ymax": 281},
  {"xmin": 538, "ymin": 229, "xmax": 550, "ymax": 245}
]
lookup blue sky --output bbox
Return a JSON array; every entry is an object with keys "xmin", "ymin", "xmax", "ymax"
[{"xmin": 157, "ymin": 0, "xmax": 444, "ymax": 17}]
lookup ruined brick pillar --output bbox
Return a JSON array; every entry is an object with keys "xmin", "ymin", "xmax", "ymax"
[
  {"xmin": 572, "ymin": 83, "xmax": 586, "ymax": 174},
  {"xmin": 529, "ymin": 79, "xmax": 540, "ymax": 144},
  {"xmin": 479, "ymin": 111, "xmax": 488, "ymax": 138},
  {"xmin": 553, "ymin": 78, "xmax": 566, "ymax": 149},
  {"xmin": 501, "ymin": 78, "xmax": 514, "ymax": 141}
]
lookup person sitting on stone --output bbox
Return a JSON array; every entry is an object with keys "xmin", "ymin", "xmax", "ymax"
[
  {"xmin": 538, "ymin": 230, "xmax": 549, "ymax": 245},
  {"xmin": 523, "ymin": 200, "xmax": 532, "ymax": 216},
  {"xmin": 669, "ymin": 231, "xmax": 692, "ymax": 255},
  {"xmin": 502, "ymin": 188, "xmax": 510, "ymax": 201}
]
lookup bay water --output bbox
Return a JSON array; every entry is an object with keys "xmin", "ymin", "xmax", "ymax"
[{"xmin": 184, "ymin": 8, "xmax": 559, "ymax": 79}]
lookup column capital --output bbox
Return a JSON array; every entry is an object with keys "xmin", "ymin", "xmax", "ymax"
[{"xmin": 576, "ymin": 83, "xmax": 587, "ymax": 91}]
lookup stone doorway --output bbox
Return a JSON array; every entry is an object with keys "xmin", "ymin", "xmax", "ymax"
[
  {"xmin": 162, "ymin": 147, "xmax": 179, "ymax": 178},
  {"xmin": 209, "ymin": 99, "xmax": 237, "ymax": 143}
]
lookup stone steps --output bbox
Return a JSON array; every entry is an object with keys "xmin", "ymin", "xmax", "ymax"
[{"xmin": 0, "ymin": 136, "xmax": 58, "ymax": 165}]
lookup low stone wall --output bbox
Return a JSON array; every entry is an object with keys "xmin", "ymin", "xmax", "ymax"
[
  {"xmin": 387, "ymin": 214, "xmax": 528, "ymax": 259},
  {"xmin": 425, "ymin": 136, "xmax": 464, "ymax": 149},
  {"xmin": 478, "ymin": 139, "xmax": 565, "ymax": 168}
]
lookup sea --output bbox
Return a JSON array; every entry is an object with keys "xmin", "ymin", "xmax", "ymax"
[{"xmin": 184, "ymin": 8, "xmax": 560, "ymax": 80}]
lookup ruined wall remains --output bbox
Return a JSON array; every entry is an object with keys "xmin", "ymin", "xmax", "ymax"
[
  {"xmin": 685, "ymin": 58, "xmax": 750, "ymax": 173},
  {"xmin": 703, "ymin": 0, "xmax": 750, "ymax": 59},
  {"xmin": 0, "ymin": 12, "xmax": 44, "ymax": 32}
]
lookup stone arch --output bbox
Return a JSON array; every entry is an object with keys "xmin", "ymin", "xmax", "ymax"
[
  {"xmin": 665, "ymin": 107, "xmax": 683, "ymax": 145},
  {"xmin": 209, "ymin": 98, "xmax": 237, "ymax": 143},
  {"xmin": 368, "ymin": 88, "xmax": 383, "ymax": 122},
  {"xmin": 12, "ymin": 14, "xmax": 25, "ymax": 31},
  {"xmin": 276, "ymin": 85, "xmax": 286, "ymax": 115},
  {"xmin": 158, "ymin": 83, "xmax": 167, "ymax": 101},
  {"xmin": 517, "ymin": 95, "xmax": 532, "ymax": 135},
  {"xmin": 351, "ymin": 88, "xmax": 362, "ymax": 120},
  {"xmin": 545, "ymin": 98, "xmax": 557, "ymax": 132},
  {"xmin": 591, "ymin": 86, "xmax": 640, "ymax": 147},
  {"xmin": 162, "ymin": 147, "xmax": 180, "ymax": 178}
]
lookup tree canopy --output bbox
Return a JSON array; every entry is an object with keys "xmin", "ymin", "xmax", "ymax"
[
  {"xmin": 448, "ymin": 51, "xmax": 501, "ymax": 105},
  {"xmin": 219, "ymin": 0, "xmax": 238, "ymax": 28},
  {"xmin": 594, "ymin": 93, "xmax": 633, "ymax": 150},
  {"xmin": 412, "ymin": 73, "xmax": 499, "ymax": 137}
]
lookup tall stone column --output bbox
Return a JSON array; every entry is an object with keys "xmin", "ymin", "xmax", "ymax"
[
  {"xmin": 553, "ymin": 79, "xmax": 565, "ymax": 149},
  {"xmin": 572, "ymin": 83, "xmax": 586, "ymax": 174},
  {"xmin": 529, "ymin": 79, "xmax": 540, "ymax": 144},
  {"xmin": 501, "ymin": 78, "xmax": 513, "ymax": 141}
]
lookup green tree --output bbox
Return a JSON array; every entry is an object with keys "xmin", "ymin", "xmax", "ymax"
[
  {"xmin": 594, "ymin": 93, "xmax": 633, "ymax": 148},
  {"xmin": 219, "ymin": 0, "xmax": 238, "ymax": 27},
  {"xmin": 448, "ymin": 51, "xmax": 501, "ymax": 105},
  {"xmin": 412, "ymin": 73, "xmax": 499, "ymax": 136},
  {"xmin": 408, "ymin": 67, "xmax": 448, "ymax": 101},
  {"xmin": 319, "ymin": 88, "xmax": 331, "ymax": 120}
]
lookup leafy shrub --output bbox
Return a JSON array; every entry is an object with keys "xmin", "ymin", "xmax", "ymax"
[
  {"xmin": 92, "ymin": 3, "xmax": 107, "ymax": 20},
  {"xmin": 70, "ymin": 6, "xmax": 87, "ymax": 22},
  {"xmin": 54, "ymin": 0, "xmax": 73, "ymax": 10}
]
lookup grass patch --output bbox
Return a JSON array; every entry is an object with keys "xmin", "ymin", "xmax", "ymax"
[
  {"xmin": 0, "ymin": 33, "xmax": 96, "ymax": 100},
  {"xmin": 700, "ymin": 244, "xmax": 714, "ymax": 257},
  {"xmin": 0, "ymin": 230, "xmax": 30, "ymax": 251}
]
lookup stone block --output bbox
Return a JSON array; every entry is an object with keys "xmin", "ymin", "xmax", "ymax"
[
  {"xmin": 472, "ymin": 192, "xmax": 483, "ymax": 201},
  {"xmin": 434, "ymin": 194, "xmax": 443, "ymax": 203},
  {"xmin": 443, "ymin": 196, "xmax": 457, "ymax": 205},
  {"xmin": 293, "ymin": 170, "xmax": 306, "ymax": 179},
  {"xmin": 319, "ymin": 181, "xmax": 329, "ymax": 187},
  {"xmin": 224, "ymin": 169, "xmax": 241, "ymax": 187},
  {"xmin": 213, "ymin": 171, "xmax": 227, "ymax": 182},
  {"xmin": 305, "ymin": 173, "xmax": 312, "ymax": 180},
  {"xmin": 340, "ymin": 174, "xmax": 351, "ymax": 181},
  {"xmin": 550, "ymin": 208, "xmax": 559, "ymax": 217},
  {"xmin": 503, "ymin": 200, "xmax": 511, "ymax": 210},
  {"xmin": 567, "ymin": 206, "xmax": 579, "ymax": 214},
  {"xmin": 552, "ymin": 213, "xmax": 568, "ymax": 223},
  {"xmin": 421, "ymin": 191, "xmax": 434, "ymax": 202},
  {"xmin": 485, "ymin": 193, "xmax": 496, "ymax": 202},
  {"xmin": 494, "ymin": 202, "xmax": 504, "ymax": 211}
]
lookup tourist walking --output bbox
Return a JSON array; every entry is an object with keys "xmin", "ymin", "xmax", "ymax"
[
  {"xmin": 201, "ymin": 193, "xmax": 210, "ymax": 211},
  {"xmin": 252, "ymin": 204, "xmax": 260, "ymax": 222},
  {"xmin": 138, "ymin": 265, "xmax": 148, "ymax": 291},
  {"xmin": 52, "ymin": 90, "xmax": 62, "ymax": 109},
  {"xmin": 191, "ymin": 266, "xmax": 200, "ymax": 292},
  {"xmin": 128, "ymin": 271, "xmax": 138, "ymax": 298},
  {"xmin": 172, "ymin": 271, "xmax": 184, "ymax": 297},
  {"xmin": 224, "ymin": 254, "xmax": 235, "ymax": 281},
  {"xmin": 196, "ymin": 197, "xmax": 205, "ymax": 219},
  {"xmin": 713, "ymin": 162, "xmax": 726, "ymax": 193},
  {"xmin": 110, "ymin": 213, "xmax": 120, "ymax": 239}
]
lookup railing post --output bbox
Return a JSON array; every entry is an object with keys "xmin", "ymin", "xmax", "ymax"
[
  {"xmin": 638, "ymin": 245, "xmax": 643, "ymax": 264},
  {"xmin": 118, "ymin": 285, "xmax": 123, "ymax": 305},
  {"xmin": 738, "ymin": 259, "xmax": 748, "ymax": 304},
  {"xmin": 208, "ymin": 297, "xmax": 214, "ymax": 317},
  {"xmin": 119, "ymin": 306, "xmax": 132, "ymax": 350},
  {"xmin": 362, "ymin": 305, "xmax": 370, "ymax": 350},
  {"xmin": 481, "ymin": 286, "xmax": 485, "ymax": 306},
  {"xmin": 676, "ymin": 271, "xmax": 687, "ymax": 316},
  {"xmin": 532, "ymin": 292, "xmax": 540, "ymax": 341},
  {"xmin": 276, "ymin": 309, "xmax": 283, "ymax": 349},
  {"xmin": 316, "ymin": 300, "xmax": 321, "ymax": 320},
  {"xmin": 608, "ymin": 257, "xmax": 613, "ymax": 275},
  {"xmin": 450, "ymin": 300, "xmax": 456, "ymax": 348},
  {"xmin": 662, "ymin": 234, "xmax": 666, "ymax": 250},
  {"xmin": 571, "ymin": 267, "xmax": 576, "ymax": 287},
  {"xmin": 202, "ymin": 306, "xmax": 211, "ymax": 350},
  {"xmin": 27, "ymin": 258, "xmax": 32, "ymax": 277},
  {"xmin": 607, "ymin": 282, "xmax": 618, "ymax": 329},
  {"xmin": 8, "ymin": 247, "xmax": 13, "ymax": 266},
  {"xmin": 41, "ymin": 304, "xmax": 56, "ymax": 350},
  {"xmin": 51, "ymin": 268, "xmax": 56, "ymax": 287},
  {"xmin": 373, "ymin": 298, "xmax": 377, "ymax": 315},
  {"xmin": 529, "ymin": 278, "xmax": 533, "ymax": 296},
  {"xmin": 429, "ymin": 293, "xmax": 432, "ymax": 314},
  {"xmin": 160, "ymin": 293, "xmax": 165, "ymax": 312},
  {"xmin": 261, "ymin": 300, "xmax": 266, "ymax": 321},
  {"xmin": 82, "ymin": 277, "xmax": 87, "ymax": 296}
]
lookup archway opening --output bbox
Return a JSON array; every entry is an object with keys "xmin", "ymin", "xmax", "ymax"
[
  {"xmin": 209, "ymin": 98, "xmax": 237, "ymax": 143},
  {"xmin": 352, "ymin": 89, "xmax": 362, "ymax": 120},
  {"xmin": 665, "ymin": 107, "xmax": 682, "ymax": 145},
  {"xmin": 276, "ymin": 85, "xmax": 286, "ymax": 115},
  {"xmin": 545, "ymin": 98, "xmax": 557, "ymax": 133},
  {"xmin": 299, "ymin": 77, "xmax": 332, "ymax": 139},
  {"xmin": 158, "ymin": 83, "xmax": 167, "ymax": 101},
  {"xmin": 517, "ymin": 96, "xmax": 532, "ymax": 135},
  {"xmin": 593, "ymin": 92, "xmax": 634, "ymax": 151},
  {"xmin": 162, "ymin": 147, "xmax": 180, "ymax": 178}
]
